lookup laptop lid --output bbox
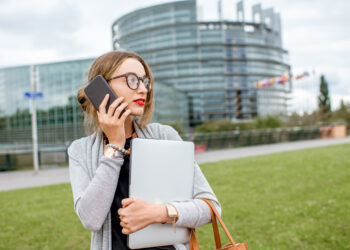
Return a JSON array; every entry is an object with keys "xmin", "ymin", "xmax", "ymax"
[{"xmin": 128, "ymin": 138, "xmax": 195, "ymax": 249}]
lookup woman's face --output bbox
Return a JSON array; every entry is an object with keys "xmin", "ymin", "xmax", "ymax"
[{"xmin": 109, "ymin": 58, "xmax": 149, "ymax": 117}]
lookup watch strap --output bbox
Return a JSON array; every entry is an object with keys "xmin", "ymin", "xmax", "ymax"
[{"xmin": 166, "ymin": 203, "xmax": 178, "ymax": 233}]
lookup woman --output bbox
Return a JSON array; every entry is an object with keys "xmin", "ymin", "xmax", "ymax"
[{"xmin": 68, "ymin": 50, "xmax": 221, "ymax": 250}]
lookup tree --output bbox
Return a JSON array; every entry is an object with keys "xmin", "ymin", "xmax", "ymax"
[
  {"xmin": 330, "ymin": 99, "xmax": 350, "ymax": 129},
  {"xmin": 318, "ymin": 75, "xmax": 331, "ymax": 121},
  {"xmin": 339, "ymin": 99, "xmax": 346, "ymax": 112}
]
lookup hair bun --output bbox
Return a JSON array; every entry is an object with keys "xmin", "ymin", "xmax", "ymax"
[
  {"xmin": 77, "ymin": 86, "xmax": 88, "ymax": 111},
  {"xmin": 79, "ymin": 96, "xmax": 86, "ymax": 105}
]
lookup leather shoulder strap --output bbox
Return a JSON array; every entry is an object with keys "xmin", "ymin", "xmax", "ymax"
[{"xmin": 199, "ymin": 198, "xmax": 237, "ymax": 246}]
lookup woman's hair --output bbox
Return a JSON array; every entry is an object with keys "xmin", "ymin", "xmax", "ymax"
[{"xmin": 77, "ymin": 50, "xmax": 154, "ymax": 135}]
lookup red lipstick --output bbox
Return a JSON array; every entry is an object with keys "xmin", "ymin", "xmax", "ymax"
[{"xmin": 133, "ymin": 98, "xmax": 145, "ymax": 106}]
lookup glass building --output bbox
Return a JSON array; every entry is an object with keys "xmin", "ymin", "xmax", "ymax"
[
  {"xmin": 0, "ymin": 59, "xmax": 188, "ymax": 145},
  {"xmin": 112, "ymin": 0, "xmax": 291, "ymax": 126}
]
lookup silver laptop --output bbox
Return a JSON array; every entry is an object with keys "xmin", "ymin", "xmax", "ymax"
[{"xmin": 128, "ymin": 138, "xmax": 195, "ymax": 249}]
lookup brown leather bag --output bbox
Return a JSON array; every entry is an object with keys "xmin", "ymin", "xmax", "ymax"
[{"xmin": 189, "ymin": 198, "xmax": 248, "ymax": 250}]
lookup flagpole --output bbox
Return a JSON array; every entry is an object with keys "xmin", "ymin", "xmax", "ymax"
[{"xmin": 30, "ymin": 65, "xmax": 39, "ymax": 174}]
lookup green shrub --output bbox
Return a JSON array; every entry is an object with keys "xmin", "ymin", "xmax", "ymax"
[
  {"xmin": 162, "ymin": 121, "xmax": 185, "ymax": 135},
  {"xmin": 254, "ymin": 115, "xmax": 282, "ymax": 129}
]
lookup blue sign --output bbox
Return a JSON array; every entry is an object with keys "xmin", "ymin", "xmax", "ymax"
[{"xmin": 24, "ymin": 92, "xmax": 43, "ymax": 99}]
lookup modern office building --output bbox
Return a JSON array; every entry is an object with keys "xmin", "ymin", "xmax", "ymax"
[
  {"xmin": 112, "ymin": 0, "xmax": 291, "ymax": 126},
  {"xmin": 0, "ymin": 59, "xmax": 188, "ymax": 145}
]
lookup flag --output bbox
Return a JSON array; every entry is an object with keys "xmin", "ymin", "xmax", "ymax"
[
  {"xmin": 276, "ymin": 76, "xmax": 282, "ymax": 84},
  {"xmin": 296, "ymin": 74, "xmax": 304, "ymax": 80},
  {"xmin": 268, "ymin": 77, "xmax": 276, "ymax": 86},
  {"xmin": 277, "ymin": 75, "xmax": 288, "ymax": 84},
  {"xmin": 261, "ymin": 79, "xmax": 268, "ymax": 87},
  {"xmin": 281, "ymin": 75, "xmax": 288, "ymax": 83},
  {"xmin": 303, "ymin": 71, "xmax": 310, "ymax": 76}
]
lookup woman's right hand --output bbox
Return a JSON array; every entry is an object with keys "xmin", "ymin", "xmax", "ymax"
[{"xmin": 97, "ymin": 94, "xmax": 132, "ymax": 148}]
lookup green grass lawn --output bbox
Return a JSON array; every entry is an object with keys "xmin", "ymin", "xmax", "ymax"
[{"xmin": 0, "ymin": 144, "xmax": 349, "ymax": 250}]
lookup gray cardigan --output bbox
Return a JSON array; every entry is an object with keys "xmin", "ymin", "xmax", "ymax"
[{"xmin": 67, "ymin": 119, "xmax": 221, "ymax": 250}]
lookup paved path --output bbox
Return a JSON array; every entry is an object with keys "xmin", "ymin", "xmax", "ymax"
[
  {"xmin": 195, "ymin": 136, "xmax": 350, "ymax": 163},
  {"xmin": 1, "ymin": 137, "xmax": 349, "ymax": 192},
  {"xmin": 0, "ymin": 167, "xmax": 69, "ymax": 192}
]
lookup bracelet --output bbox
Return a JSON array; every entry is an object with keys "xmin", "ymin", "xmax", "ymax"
[
  {"xmin": 106, "ymin": 143, "xmax": 129, "ymax": 156},
  {"xmin": 104, "ymin": 146, "xmax": 123, "ymax": 159}
]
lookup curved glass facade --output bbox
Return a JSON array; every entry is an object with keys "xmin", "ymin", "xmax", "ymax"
[{"xmin": 112, "ymin": 0, "xmax": 291, "ymax": 125}]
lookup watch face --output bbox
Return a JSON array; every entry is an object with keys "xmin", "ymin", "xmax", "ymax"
[{"xmin": 167, "ymin": 204, "xmax": 178, "ymax": 217}]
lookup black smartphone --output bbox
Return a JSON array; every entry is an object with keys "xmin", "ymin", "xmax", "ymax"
[{"xmin": 84, "ymin": 75, "xmax": 126, "ymax": 117}]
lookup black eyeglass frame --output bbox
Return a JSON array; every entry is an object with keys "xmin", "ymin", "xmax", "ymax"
[{"xmin": 107, "ymin": 72, "xmax": 151, "ymax": 90}]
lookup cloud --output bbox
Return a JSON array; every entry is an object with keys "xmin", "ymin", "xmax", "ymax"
[
  {"xmin": 0, "ymin": 1, "xmax": 80, "ymax": 34},
  {"xmin": 0, "ymin": 0, "xmax": 349, "ymax": 111},
  {"xmin": 0, "ymin": 0, "xmax": 175, "ymax": 67},
  {"xmin": 0, "ymin": 0, "xmax": 85, "ymax": 65}
]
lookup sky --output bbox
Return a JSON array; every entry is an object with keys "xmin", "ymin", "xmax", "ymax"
[{"xmin": 0, "ymin": 0, "xmax": 349, "ymax": 113}]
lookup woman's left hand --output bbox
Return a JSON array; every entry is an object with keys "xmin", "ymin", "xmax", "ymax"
[{"xmin": 118, "ymin": 197, "xmax": 167, "ymax": 235}]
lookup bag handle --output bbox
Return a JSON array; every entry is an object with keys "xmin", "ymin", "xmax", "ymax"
[
  {"xmin": 200, "ymin": 198, "xmax": 237, "ymax": 247},
  {"xmin": 203, "ymin": 198, "xmax": 222, "ymax": 249},
  {"xmin": 189, "ymin": 198, "xmax": 238, "ymax": 250},
  {"xmin": 189, "ymin": 229, "xmax": 200, "ymax": 250}
]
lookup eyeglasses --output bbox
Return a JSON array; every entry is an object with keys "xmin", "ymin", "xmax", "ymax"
[{"xmin": 107, "ymin": 72, "xmax": 151, "ymax": 91}]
